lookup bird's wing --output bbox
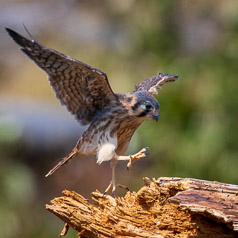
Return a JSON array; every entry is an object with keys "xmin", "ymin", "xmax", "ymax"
[
  {"xmin": 6, "ymin": 28, "xmax": 117, "ymax": 126},
  {"xmin": 134, "ymin": 72, "xmax": 178, "ymax": 95}
]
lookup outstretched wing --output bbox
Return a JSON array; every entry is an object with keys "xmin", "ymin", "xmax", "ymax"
[
  {"xmin": 6, "ymin": 28, "xmax": 117, "ymax": 125},
  {"xmin": 134, "ymin": 72, "xmax": 178, "ymax": 95}
]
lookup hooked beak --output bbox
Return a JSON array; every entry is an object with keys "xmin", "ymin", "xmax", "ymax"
[{"xmin": 152, "ymin": 112, "xmax": 159, "ymax": 122}]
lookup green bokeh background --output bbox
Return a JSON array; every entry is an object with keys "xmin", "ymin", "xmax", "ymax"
[{"xmin": 0, "ymin": 0, "xmax": 238, "ymax": 237}]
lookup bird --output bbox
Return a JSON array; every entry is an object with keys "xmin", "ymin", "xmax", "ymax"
[{"xmin": 5, "ymin": 27, "xmax": 178, "ymax": 194}]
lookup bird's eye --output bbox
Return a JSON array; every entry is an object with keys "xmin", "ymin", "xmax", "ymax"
[{"xmin": 145, "ymin": 103, "xmax": 153, "ymax": 110}]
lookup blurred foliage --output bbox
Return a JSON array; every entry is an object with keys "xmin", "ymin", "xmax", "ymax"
[{"xmin": 1, "ymin": 0, "xmax": 238, "ymax": 237}]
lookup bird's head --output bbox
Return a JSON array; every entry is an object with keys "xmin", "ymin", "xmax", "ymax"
[{"xmin": 131, "ymin": 91, "xmax": 160, "ymax": 121}]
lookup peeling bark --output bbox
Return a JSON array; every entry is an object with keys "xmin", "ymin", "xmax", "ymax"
[{"xmin": 46, "ymin": 177, "xmax": 238, "ymax": 237}]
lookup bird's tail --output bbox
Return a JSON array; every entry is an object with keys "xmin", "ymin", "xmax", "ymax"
[{"xmin": 45, "ymin": 149, "xmax": 78, "ymax": 177}]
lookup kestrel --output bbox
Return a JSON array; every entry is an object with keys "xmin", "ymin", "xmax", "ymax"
[{"xmin": 6, "ymin": 28, "xmax": 178, "ymax": 193}]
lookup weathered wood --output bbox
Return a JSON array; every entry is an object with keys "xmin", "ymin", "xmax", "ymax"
[{"xmin": 46, "ymin": 177, "xmax": 238, "ymax": 237}]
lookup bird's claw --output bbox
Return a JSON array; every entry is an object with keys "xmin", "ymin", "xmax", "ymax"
[
  {"xmin": 104, "ymin": 183, "xmax": 113, "ymax": 195},
  {"xmin": 127, "ymin": 147, "xmax": 149, "ymax": 170},
  {"xmin": 117, "ymin": 184, "xmax": 130, "ymax": 191},
  {"xmin": 104, "ymin": 183, "xmax": 129, "ymax": 195}
]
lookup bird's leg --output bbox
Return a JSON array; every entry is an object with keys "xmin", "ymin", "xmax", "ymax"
[
  {"xmin": 103, "ymin": 148, "xmax": 148, "ymax": 194},
  {"xmin": 111, "ymin": 159, "xmax": 117, "ymax": 194},
  {"xmin": 104, "ymin": 159, "xmax": 118, "ymax": 195},
  {"xmin": 116, "ymin": 147, "xmax": 148, "ymax": 170}
]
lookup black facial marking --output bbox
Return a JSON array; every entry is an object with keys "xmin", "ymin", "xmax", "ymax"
[
  {"xmin": 138, "ymin": 111, "xmax": 147, "ymax": 117},
  {"xmin": 132, "ymin": 102, "xmax": 140, "ymax": 111},
  {"xmin": 127, "ymin": 97, "xmax": 132, "ymax": 102}
]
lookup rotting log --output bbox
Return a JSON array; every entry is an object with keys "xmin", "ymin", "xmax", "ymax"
[{"xmin": 46, "ymin": 177, "xmax": 238, "ymax": 237}]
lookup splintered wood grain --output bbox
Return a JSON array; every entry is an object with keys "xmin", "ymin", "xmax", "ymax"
[{"xmin": 46, "ymin": 177, "xmax": 238, "ymax": 238}]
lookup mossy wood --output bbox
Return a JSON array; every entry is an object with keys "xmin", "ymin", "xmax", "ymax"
[{"xmin": 46, "ymin": 177, "xmax": 238, "ymax": 237}]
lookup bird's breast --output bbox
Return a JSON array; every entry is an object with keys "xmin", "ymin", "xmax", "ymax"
[{"xmin": 116, "ymin": 118, "xmax": 143, "ymax": 155}]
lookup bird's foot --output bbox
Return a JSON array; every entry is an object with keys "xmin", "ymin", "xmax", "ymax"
[
  {"xmin": 117, "ymin": 184, "xmax": 129, "ymax": 191},
  {"xmin": 103, "ymin": 183, "xmax": 129, "ymax": 195},
  {"xmin": 127, "ymin": 147, "xmax": 149, "ymax": 170},
  {"xmin": 104, "ymin": 182, "xmax": 114, "ymax": 195}
]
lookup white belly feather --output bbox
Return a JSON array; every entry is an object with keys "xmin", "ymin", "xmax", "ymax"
[{"xmin": 97, "ymin": 131, "xmax": 117, "ymax": 164}]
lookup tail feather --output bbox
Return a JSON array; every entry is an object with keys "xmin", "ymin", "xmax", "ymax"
[{"xmin": 45, "ymin": 150, "xmax": 77, "ymax": 177}]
